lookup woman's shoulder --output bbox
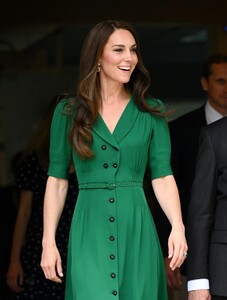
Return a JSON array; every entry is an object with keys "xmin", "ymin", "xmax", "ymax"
[
  {"xmin": 145, "ymin": 98, "xmax": 165, "ymax": 111},
  {"xmin": 55, "ymin": 96, "xmax": 76, "ymax": 115},
  {"xmin": 142, "ymin": 97, "xmax": 171, "ymax": 119}
]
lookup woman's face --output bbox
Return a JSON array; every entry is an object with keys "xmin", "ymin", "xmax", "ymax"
[{"xmin": 99, "ymin": 29, "xmax": 138, "ymax": 85}]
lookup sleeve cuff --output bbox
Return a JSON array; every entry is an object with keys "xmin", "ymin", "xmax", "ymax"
[{"xmin": 187, "ymin": 279, "xmax": 210, "ymax": 291}]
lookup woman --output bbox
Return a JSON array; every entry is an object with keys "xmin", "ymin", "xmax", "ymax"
[
  {"xmin": 41, "ymin": 20, "xmax": 187, "ymax": 300},
  {"xmin": 6, "ymin": 96, "xmax": 78, "ymax": 299}
]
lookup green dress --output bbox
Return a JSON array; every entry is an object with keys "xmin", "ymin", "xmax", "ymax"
[{"xmin": 48, "ymin": 96, "xmax": 172, "ymax": 300}]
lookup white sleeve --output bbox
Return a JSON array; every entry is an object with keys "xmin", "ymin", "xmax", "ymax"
[{"xmin": 187, "ymin": 279, "xmax": 210, "ymax": 291}]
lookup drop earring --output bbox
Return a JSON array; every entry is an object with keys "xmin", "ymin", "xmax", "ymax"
[{"xmin": 97, "ymin": 63, "xmax": 101, "ymax": 72}]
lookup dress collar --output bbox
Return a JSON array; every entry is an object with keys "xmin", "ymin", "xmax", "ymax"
[{"xmin": 92, "ymin": 96, "xmax": 139, "ymax": 147}]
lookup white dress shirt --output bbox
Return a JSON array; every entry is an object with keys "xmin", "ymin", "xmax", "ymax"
[{"xmin": 205, "ymin": 101, "xmax": 225, "ymax": 124}]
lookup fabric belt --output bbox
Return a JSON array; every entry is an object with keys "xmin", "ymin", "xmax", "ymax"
[{"xmin": 79, "ymin": 181, "xmax": 143, "ymax": 190}]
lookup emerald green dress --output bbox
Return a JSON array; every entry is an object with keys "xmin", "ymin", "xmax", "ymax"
[{"xmin": 48, "ymin": 97, "xmax": 172, "ymax": 300}]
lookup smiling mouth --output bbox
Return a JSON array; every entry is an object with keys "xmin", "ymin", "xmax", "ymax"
[{"xmin": 118, "ymin": 66, "xmax": 130, "ymax": 71}]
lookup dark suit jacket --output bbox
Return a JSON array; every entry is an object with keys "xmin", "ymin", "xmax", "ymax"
[
  {"xmin": 187, "ymin": 116, "xmax": 227, "ymax": 297},
  {"xmin": 153, "ymin": 105, "xmax": 207, "ymax": 276}
]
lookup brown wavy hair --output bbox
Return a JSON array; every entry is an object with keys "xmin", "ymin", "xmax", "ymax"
[{"xmin": 70, "ymin": 20, "xmax": 166, "ymax": 159}]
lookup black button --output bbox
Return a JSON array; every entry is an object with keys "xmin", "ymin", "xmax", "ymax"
[
  {"xmin": 109, "ymin": 236, "xmax": 115, "ymax": 241},
  {"xmin": 109, "ymin": 217, "xmax": 115, "ymax": 222},
  {"xmin": 113, "ymin": 163, "xmax": 118, "ymax": 168},
  {"xmin": 103, "ymin": 163, "xmax": 108, "ymax": 168},
  {"xmin": 101, "ymin": 145, "xmax": 107, "ymax": 150},
  {"xmin": 109, "ymin": 198, "xmax": 115, "ymax": 203},
  {"xmin": 111, "ymin": 272, "xmax": 116, "ymax": 278},
  {"xmin": 112, "ymin": 291, "xmax": 117, "ymax": 296},
  {"xmin": 110, "ymin": 255, "xmax": 115, "ymax": 260}
]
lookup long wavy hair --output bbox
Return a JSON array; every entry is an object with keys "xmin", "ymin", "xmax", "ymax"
[{"xmin": 69, "ymin": 20, "xmax": 165, "ymax": 159}]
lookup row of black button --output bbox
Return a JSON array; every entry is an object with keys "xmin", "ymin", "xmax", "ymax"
[
  {"xmin": 109, "ymin": 195, "xmax": 117, "ymax": 296},
  {"xmin": 103, "ymin": 163, "xmax": 118, "ymax": 169}
]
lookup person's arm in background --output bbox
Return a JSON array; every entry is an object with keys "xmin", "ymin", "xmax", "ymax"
[
  {"xmin": 6, "ymin": 190, "xmax": 33, "ymax": 293},
  {"xmin": 164, "ymin": 256, "xmax": 183, "ymax": 290},
  {"xmin": 152, "ymin": 175, "xmax": 188, "ymax": 271},
  {"xmin": 40, "ymin": 176, "xmax": 68, "ymax": 283}
]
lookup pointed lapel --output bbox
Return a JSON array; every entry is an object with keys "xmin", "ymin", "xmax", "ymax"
[
  {"xmin": 93, "ymin": 116, "xmax": 119, "ymax": 149},
  {"xmin": 113, "ymin": 97, "xmax": 139, "ymax": 143}
]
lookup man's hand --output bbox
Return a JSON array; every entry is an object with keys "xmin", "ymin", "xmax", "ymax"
[{"xmin": 188, "ymin": 289, "xmax": 211, "ymax": 300}]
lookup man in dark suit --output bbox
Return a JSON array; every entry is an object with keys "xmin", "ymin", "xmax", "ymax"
[
  {"xmin": 187, "ymin": 116, "xmax": 227, "ymax": 300},
  {"xmin": 153, "ymin": 53, "xmax": 227, "ymax": 297}
]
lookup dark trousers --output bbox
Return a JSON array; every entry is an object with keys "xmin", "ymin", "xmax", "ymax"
[{"xmin": 212, "ymin": 296, "xmax": 227, "ymax": 300}]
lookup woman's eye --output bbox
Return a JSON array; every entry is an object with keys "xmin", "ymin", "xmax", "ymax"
[
  {"xmin": 114, "ymin": 48, "xmax": 123, "ymax": 52},
  {"xmin": 131, "ymin": 48, "xmax": 137, "ymax": 53}
]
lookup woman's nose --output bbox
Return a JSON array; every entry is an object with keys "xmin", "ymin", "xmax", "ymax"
[{"xmin": 124, "ymin": 51, "xmax": 133, "ymax": 61}]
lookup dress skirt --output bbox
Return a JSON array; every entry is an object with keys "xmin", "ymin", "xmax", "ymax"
[{"xmin": 65, "ymin": 185, "xmax": 167, "ymax": 300}]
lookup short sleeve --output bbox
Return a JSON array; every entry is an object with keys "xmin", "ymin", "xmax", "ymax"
[
  {"xmin": 48, "ymin": 99, "xmax": 73, "ymax": 179},
  {"xmin": 148, "ymin": 99, "xmax": 173, "ymax": 180}
]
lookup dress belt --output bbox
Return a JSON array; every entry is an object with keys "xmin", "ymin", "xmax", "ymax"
[{"xmin": 79, "ymin": 181, "xmax": 143, "ymax": 190}]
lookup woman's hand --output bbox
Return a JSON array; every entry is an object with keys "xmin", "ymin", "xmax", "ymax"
[
  {"xmin": 40, "ymin": 243, "xmax": 63, "ymax": 283},
  {"xmin": 41, "ymin": 176, "xmax": 68, "ymax": 283},
  {"xmin": 152, "ymin": 176, "xmax": 188, "ymax": 271},
  {"xmin": 168, "ymin": 224, "xmax": 188, "ymax": 270},
  {"xmin": 6, "ymin": 260, "xmax": 24, "ymax": 293}
]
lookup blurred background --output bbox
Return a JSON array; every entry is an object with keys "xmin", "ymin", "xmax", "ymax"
[
  {"xmin": 0, "ymin": 0, "xmax": 227, "ymax": 184},
  {"xmin": 1, "ymin": 2, "xmax": 227, "ymax": 299}
]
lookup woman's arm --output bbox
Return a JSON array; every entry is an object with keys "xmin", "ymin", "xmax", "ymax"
[
  {"xmin": 40, "ymin": 176, "xmax": 68, "ymax": 283},
  {"xmin": 152, "ymin": 174, "xmax": 188, "ymax": 271},
  {"xmin": 6, "ymin": 190, "xmax": 33, "ymax": 292}
]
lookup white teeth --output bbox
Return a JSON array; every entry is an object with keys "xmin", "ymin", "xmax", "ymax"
[{"xmin": 119, "ymin": 67, "xmax": 130, "ymax": 71}]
